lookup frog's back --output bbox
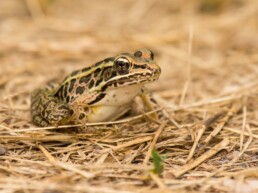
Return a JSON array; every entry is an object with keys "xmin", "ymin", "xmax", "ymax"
[{"xmin": 53, "ymin": 57, "xmax": 115, "ymax": 104}]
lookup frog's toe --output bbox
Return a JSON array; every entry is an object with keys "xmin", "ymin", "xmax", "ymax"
[{"xmin": 32, "ymin": 114, "xmax": 50, "ymax": 127}]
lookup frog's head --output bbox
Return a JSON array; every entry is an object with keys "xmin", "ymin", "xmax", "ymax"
[
  {"xmin": 52, "ymin": 49, "xmax": 161, "ymax": 106},
  {"xmin": 97, "ymin": 49, "xmax": 161, "ymax": 91}
]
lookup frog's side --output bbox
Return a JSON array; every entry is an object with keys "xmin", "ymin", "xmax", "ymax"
[{"xmin": 31, "ymin": 49, "xmax": 161, "ymax": 126}]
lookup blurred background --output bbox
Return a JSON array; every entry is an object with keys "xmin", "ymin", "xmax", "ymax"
[{"xmin": 0, "ymin": 0, "xmax": 257, "ymax": 103}]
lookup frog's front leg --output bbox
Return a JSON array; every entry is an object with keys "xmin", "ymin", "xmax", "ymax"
[
  {"xmin": 31, "ymin": 88, "xmax": 72, "ymax": 126},
  {"xmin": 139, "ymin": 87, "xmax": 161, "ymax": 120}
]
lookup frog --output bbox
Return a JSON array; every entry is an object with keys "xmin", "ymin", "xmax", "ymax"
[{"xmin": 31, "ymin": 49, "xmax": 161, "ymax": 126}]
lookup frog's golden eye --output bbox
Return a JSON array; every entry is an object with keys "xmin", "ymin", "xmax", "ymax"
[{"xmin": 114, "ymin": 57, "xmax": 131, "ymax": 74}]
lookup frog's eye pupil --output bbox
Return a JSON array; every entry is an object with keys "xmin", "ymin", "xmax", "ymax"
[
  {"xmin": 115, "ymin": 57, "xmax": 131, "ymax": 74},
  {"xmin": 117, "ymin": 60, "xmax": 127, "ymax": 67}
]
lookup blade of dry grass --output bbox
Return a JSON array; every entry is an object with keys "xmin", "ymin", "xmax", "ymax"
[
  {"xmin": 240, "ymin": 104, "xmax": 247, "ymax": 151},
  {"xmin": 224, "ymin": 127, "xmax": 258, "ymax": 139},
  {"xmin": 186, "ymin": 111, "xmax": 225, "ymax": 162},
  {"xmin": 112, "ymin": 136, "xmax": 153, "ymax": 151},
  {"xmin": 149, "ymin": 172, "xmax": 167, "ymax": 189},
  {"xmin": 172, "ymin": 137, "xmax": 230, "ymax": 178},
  {"xmin": 205, "ymin": 103, "xmax": 240, "ymax": 144},
  {"xmin": 143, "ymin": 121, "xmax": 167, "ymax": 164},
  {"xmin": 37, "ymin": 143, "xmax": 95, "ymax": 178}
]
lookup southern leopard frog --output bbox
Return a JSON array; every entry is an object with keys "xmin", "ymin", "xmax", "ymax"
[{"xmin": 31, "ymin": 49, "xmax": 161, "ymax": 126}]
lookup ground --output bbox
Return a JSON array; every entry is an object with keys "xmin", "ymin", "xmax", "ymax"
[{"xmin": 0, "ymin": 0, "xmax": 258, "ymax": 193}]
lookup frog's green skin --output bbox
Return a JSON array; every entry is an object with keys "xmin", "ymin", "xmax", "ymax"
[{"xmin": 31, "ymin": 49, "xmax": 161, "ymax": 126}]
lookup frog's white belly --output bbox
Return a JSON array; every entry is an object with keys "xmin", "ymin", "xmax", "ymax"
[{"xmin": 87, "ymin": 84, "xmax": 143, "ymax": 122}]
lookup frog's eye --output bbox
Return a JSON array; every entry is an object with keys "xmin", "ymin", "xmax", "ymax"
[{"xmin": 114, "ymin": 57, "xmax": 131, "ymax": 74}]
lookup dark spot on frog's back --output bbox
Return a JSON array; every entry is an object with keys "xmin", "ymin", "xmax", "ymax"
[
  {"xmin": 63, "ymin": 82, "xmax": 68, "ymax": 98},
  {"xmin": 88, "ymin": 79, "xmax": 95, "ymax": 89},
  {"xmin": 94, "ymin": 61, "xmax": 103, "ymax": 67},
  {"xmin": 82, "ymin": 66, "xmax": 91, "ymax": 72},
  {"xmin": 56, "ymin": 85, "xmax": 64, "ymax": 98},
  {"xmin": 71, "ymin": 69, "xmax": 80, "ymax": 76},
  {"xmin": 66, "ymin": 95, "xmax": 70, "ymax": 102},
  {"xmin": 103, "ymin": 57, "xmax": 113, "ymax": 63},
  {"xmin": 79, "ymin": 74, "xmax": 91, "ymax": 84},
  {"xmin": 76, "ymin": 86, "xmax": 85, "ymax": 95},
  {"xmin": 93, "ymin": 57, "xmax": 113, "ymax": 67},
  {"xmin": 95, "ymin": 77, "xmax": 103, "ymax": 86},
  {"xmin": 69, "ymin": 79, "xmax": 76, "ymax": 92},
  {"xmin": 93, "ymin": 68, "xmax": 101, "ymax": 77}
]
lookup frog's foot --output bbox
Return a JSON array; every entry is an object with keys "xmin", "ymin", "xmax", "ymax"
[
  {"xmin": 31, "ymin": 88, "xmax": 72, "ymax": 126},
  {"xmin": 31, "ymin": 113, "xmax": 50, "ymax": 127}
]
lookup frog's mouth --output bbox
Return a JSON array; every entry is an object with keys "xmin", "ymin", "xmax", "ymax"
[
  {"xmin": 130, "ymin": 65, "xmax": 161, "ymax": 83},
  {"xmin": 102, "ymin": 70, "xmax": 160, "ymax": 90}
]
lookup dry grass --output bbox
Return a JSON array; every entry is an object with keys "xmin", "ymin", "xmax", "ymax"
[{"xmin": 0, "ymin": 0, "xmax": 258, "ymax": 192}]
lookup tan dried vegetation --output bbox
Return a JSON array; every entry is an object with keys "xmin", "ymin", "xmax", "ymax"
[{"xmin": 0, "ymin": 0, "xmax": 257, "ymax": 192}]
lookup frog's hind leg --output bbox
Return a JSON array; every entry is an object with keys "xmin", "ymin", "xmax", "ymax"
[
  {"xmin": 31, "ymin": 89, "xmax": 50, "ymax": 126},
  {"xmin": 31, "ymin": 113, "xmax": 50, "ymax": 127},
  {"xmin": 31, "ymin": 88, "xmax": 72, "ymax": 126}
]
